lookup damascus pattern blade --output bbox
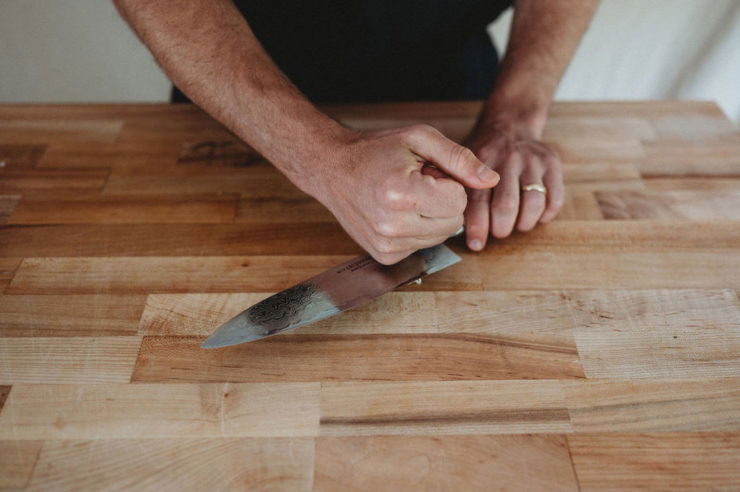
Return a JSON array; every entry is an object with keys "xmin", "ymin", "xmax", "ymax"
[{"xmin": 201, "ymin": 243, "xmax": 460, "ymax": 348}]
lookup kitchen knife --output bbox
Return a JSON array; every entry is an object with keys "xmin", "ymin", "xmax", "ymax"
[{"xmin": 201, "ymin": 240, "xmax": 461, "ymax": 349}]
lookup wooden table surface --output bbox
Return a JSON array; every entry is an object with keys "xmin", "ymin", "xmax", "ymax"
[{"xmin": 0, "ymin": 101, "xmax": 738, "ymax": 490}]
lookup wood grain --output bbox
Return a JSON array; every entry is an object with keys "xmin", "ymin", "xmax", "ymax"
[
  {"xmin": 568, "ymin": 432, "xmax": 740, "ymax": 491},
  {"xmin": 0, "ymin": 101, "xmax": 737, "ymax": 490},
  {"xmin": 0, "ymin": 440, "xmax": 43, "ymax": 489},
  {"xmin": 596, "ymin": 190, "xmax": 740, "ymax": 220},
  {"xmin": 0, "ymin": 383, "xmax": 320, "ymax": 439},
  {"xmin": 319, "ymin": 381, "xmax": 572, "ymax": 435},
  {"xmin": 0, "ymin": 337, "xmax": 141, "ymax": 384},
  {"xmin": 566, "ymin": 289, "xmax": 740, "ymax": 378},
  {"xmin": 0, "ymin": 295, "xmax": 146, "ymax": 336},
  {"xmin": 564, "ymin": 379, "xmax": 740, "ymax": 432},
  {"xmin": 8, "ymin": 193, "xmax": 239, "ymax": 224},
  {"xmin": 27, "ymin": 438, "xmax": 314, "ymax": 491},
  {"xmin": 315, "ymin": 435, "xmax": 578, "ymax": 491},
  {"xmin": 0, "ymin": 168, "xmax": 109, "ymax": 193},
  {"xmin": 132, "ymin": 334, "xmax": 583, "ymax": 383}
]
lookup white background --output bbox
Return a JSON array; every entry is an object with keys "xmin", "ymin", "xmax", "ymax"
[{"xmin": 1, "ymin": 0, "xmax": 738, "ymax": 122}]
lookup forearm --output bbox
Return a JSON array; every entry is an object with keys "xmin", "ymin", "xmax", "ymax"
[
  {"xmin": 114, "ymin": 0, "xmax": 349, "ymax": 196},
  {"xmin": 480, "ymin": 0, "xmax": 598, "ymax": 136}
]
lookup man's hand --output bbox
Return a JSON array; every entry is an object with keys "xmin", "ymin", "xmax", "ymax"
[
  {"xmin": 310, "ymin": 125, "xmax": 499, "ymax": 264},
  {"xmin": 463, "ymin": 119, "xmax": 563, "ymax": 250}
]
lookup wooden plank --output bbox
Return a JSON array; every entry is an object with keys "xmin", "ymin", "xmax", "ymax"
[
  {"xmin": 562, "ymin": 161, "xmax": 642, "ymax": 183},
  {"xmin": 547, "ymin": 101, "xmax": 730, "ymax": 119},
  {"xmin": 319, "ymin": 381, "xmax": 572, "ymax": 435},
  {"xmin": 644, "ymin": 177, "xmax": 740, "ymax": 191},
  {"xmin": 544, "ymin": 116, "xmax": 658, "ymax": 141},
  {"xmin": 568, "ymin": 432, "xmax": 740, "ymax": 491},
  {"xmin": 4, "ymin": 220, "xmax": 737, "ymax": 258},
  {"xmin": 479, "ymin": 245, "xmax": 740, "ymax": 290},
  {"xmin": 0, "ymin": 385, "xmax": 9, "ymax": 412},
  {"xmin": 548, "ymin": 137, "xmax": 645, "ymax": 163},
  {"xmin": 0, "ymin": 295, "xmax": 146, "ymax": 337},
  {"xmin": 0, "ymin": 168, "xmax": 109, "ymax": 193},
  {"xmin": 0, "ymin": 223, "xmax": 358, "ymax": 257},
  {"xmin": 38, "ymin": 140, "xmax": 180, "ymax": 169},
  {"xmin": 6, "ymin": 256, "xmax": 352, "ymax": 294},
  {"xmin": 557, "ymin": 190, "xmax": 604, "ymax": 220},
  {"xmin": 0, "ymin": 440, "xmax": 43, "ymax": 490},
  {"xmin": 0, "ymin": 119, "xmax": 122, "ymax": 143},
  {"xmin": 0, "ymin": 195, "xmax": 20, "ymax": 224},
  {"xmin": 0, "ymin": 337, "xmax": 141, "ymax": 384},
  {"xmin": 315, "ymin": 435, "xmax": 578, "ymax": 492},
  {"xmin": 650, "ymin": 115, "xmax": 738, "ymax": 140},
  {"xmin": 0, "ymin": 258, "xmax": 21, "ymax": 293},
  {"xmin": 0, "ymin": 144, "xmax": 46, "ymax": 168},
  {"xmin": 138, "ymin": 292, "xmax": 437, "ymax": 336},
  {"xmin": 27, "ymin": 438, "xmax": 314, "ymax": 491},
  {"xmin": 8, "ymin": 193, "xmax": 239, "ymax": 224},
  {"xmin": 566, "ymin": 289, "xmax": 740, "ymax": 378},
  {"xmin": 641, "ymin": 137, "xmax": 740, "ymax": 177},
  {"xmin": 0, "ymin": 383, "xmax": 319, "ymax": 439},
  {"xmin": 596, "ymin": 190, "xmax": 740, "ymax": 220},
  {"xmin": 565, "ymin": 379, "xmax": 740, "ymax": 432},
  {"xmin": 132, "ymin": 334, "xmax": 584, "ymax": 383},
  {"xmin": 236, "ymin": 194, "xmax": 336, "ymax": 223},
  {"xmin": 103, "ymin": 171, "xmax": 304, "ymax": 195}
]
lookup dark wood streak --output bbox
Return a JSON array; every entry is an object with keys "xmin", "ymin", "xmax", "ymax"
[{"xmin": 320, "ymin": 408, "xmax": 572, "ymax": 427}]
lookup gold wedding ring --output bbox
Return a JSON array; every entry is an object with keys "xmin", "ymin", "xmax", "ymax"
[{"xmin": 522, "ymin": 183, "xmax": 547, "ymax": 194}]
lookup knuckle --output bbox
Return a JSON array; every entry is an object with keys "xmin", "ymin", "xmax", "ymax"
[
  {"xmin": 498, "ymin": 196, "xmax": 519, "ymax": 213},
  {"xmin": 450, "ymin": 145, "xmax": 476, "ymax": 171},
  {"xmin": 374, "ymin": 220, "xmax": 400, "ymax": 238}
]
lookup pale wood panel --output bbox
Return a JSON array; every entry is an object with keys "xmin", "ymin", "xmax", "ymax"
[
  {"xmin": 0, "ymin": 337, "xmax": 141, "ymax": 384},
  {"xmin": 6, "ymin": 256, "xmax": 352, "ymax": 295},
  {"xmin": 544, "ymin": 116, "xmax": 658, "ymax": 141},
  {"xmin": 596, "ymin": 190, "xmax": 740, "ymax": 220},
  {"xmin": 650, "ymin": 115, "xmax": 738, "ymax": 140},
  {"xmin": 0, "ymin": 195, "xmax": 20, "ymax": 224},
  {"xmin": 0, "ymin": 119, "xmax": 122, "ymax": 143},
  {"xmin": 27, "ymin": 437, "xmax": 314, "ymax": 492},
  {"xmin": 0, "ymin": 383, "xmax": 320, "ymax": 440},
  {"xmin": 435, "ymin": 291, "xmax": 577, "ymax": 347},
  {"xmin": 562, "ymin": 161, "xmax": 642, "ymax": 183},
  {"xmin": 0, "ymin": 169, "xmax": 109, "ymax": 193},
  {"xmin": 566, "ymin": 289, "xmax": 740, "ymax": 378},
  {"xmin": 315, "ymin": 435, "xmax": 578, "ymax": 492},
  {"xmin": 548, "ymin": 101, "xmax": 729, "ymax": 119},
  {"xmin": 568, "ymin": 432, "xmax": 740, "ymax": 491},
  {"xmin": 319, "ymin": 381, "xmax": 571, "ymax": 436},
  {"xmin": 132, "ymin": 334, "xmax": 583, "ymax": 383},
  {"xmin": 0, "ymin": 258, "xmax": 21, "ymax": 293},
  {"xmin": 8, "ymin": 193, "xmax": 239, "ymax": 224},
  {"xmin": 139, "ymin": 292, "xmax": 437, "ymax": 336},
  {"xmin": 565, "ymin": 379, "xmax": 740, "ymax": 432},
  {"xmin": 0, "ymin": 295, "xmax": 146, "ymax": 337},
  {"xmin": 0, "ymin": 223, "xmax": 358, "ymax": 257},
  {"xmin": 0, "ymin": 440, "xmax": 43, "ymax": 489},
  {"xmin": 479, "ymin": 248, "xmax": 740, "ymax": 290},
  {"xmin": 641, "ymin": 137, "xmax": 740, "ymax": 177},
  {"xmin": 548, "ymin": 138, "xmax": 645, "ymax": 163},
  {"xmin": 645, "ymin": 177, "xmax": 740, "ymax": 191}
]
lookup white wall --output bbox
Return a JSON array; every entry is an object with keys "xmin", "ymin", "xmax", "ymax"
[{"xmin": 1, "ymin": 0, "xmax": 738, "ymax": 122}]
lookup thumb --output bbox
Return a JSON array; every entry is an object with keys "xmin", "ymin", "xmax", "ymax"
[{"xmin": 408, "ymin": 125, "xmax": 499, "ymax": 189}]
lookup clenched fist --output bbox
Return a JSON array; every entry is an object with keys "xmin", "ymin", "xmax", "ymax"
[{"xmin": 308, "ymin": 125, "xmax": 500, "ymax": 264}]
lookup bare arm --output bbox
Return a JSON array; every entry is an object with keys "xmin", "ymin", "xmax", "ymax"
[
  {"xmin": 464, "ymin": 0, "xmax": 598, "ymax": 249},
  {"xmin": 115, "ymin": 0, "xmax": 499, "ymax": 263}
]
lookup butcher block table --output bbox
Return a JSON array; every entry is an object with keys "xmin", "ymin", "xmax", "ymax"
[{"xmin": 0, "ymin": 101, "xmax": 738, "ymax": 490}]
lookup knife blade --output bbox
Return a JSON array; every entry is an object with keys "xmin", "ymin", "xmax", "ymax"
[{"xmin": 201, "ymin": 242, "xmax": 461, "ymax": 348}]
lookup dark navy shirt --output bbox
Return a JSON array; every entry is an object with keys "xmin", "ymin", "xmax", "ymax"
[{"xmin": 231, "ymin": 0, "xmax": 512, "ymax": 102}]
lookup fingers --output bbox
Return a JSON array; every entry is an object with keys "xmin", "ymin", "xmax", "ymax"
[
  {"xmin": 516, "ymin": 164, "xmax": 547, "ymax": 232},
  {"xmin": 410, "ymin": 171, "xmax": 468, "ymax": 218},
  {"xmin": 405, "ymin": 125, "xmax": 499, "ymax": 189},
  {"xmin": 490, "ymin": 155, "xmax": 522, "ymax": 238},
  {"xmin": 540, "ymin": 163, "xmax": 565, "ymax": 223},
  {"xmin": 464, "ymin": 188, "xmax": 491, "ymax": 251}
]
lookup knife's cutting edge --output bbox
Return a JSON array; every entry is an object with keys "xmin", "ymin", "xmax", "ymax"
[{"xmin": 201, "ymin": 243, "xmax": 461, "ymax": 349}]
